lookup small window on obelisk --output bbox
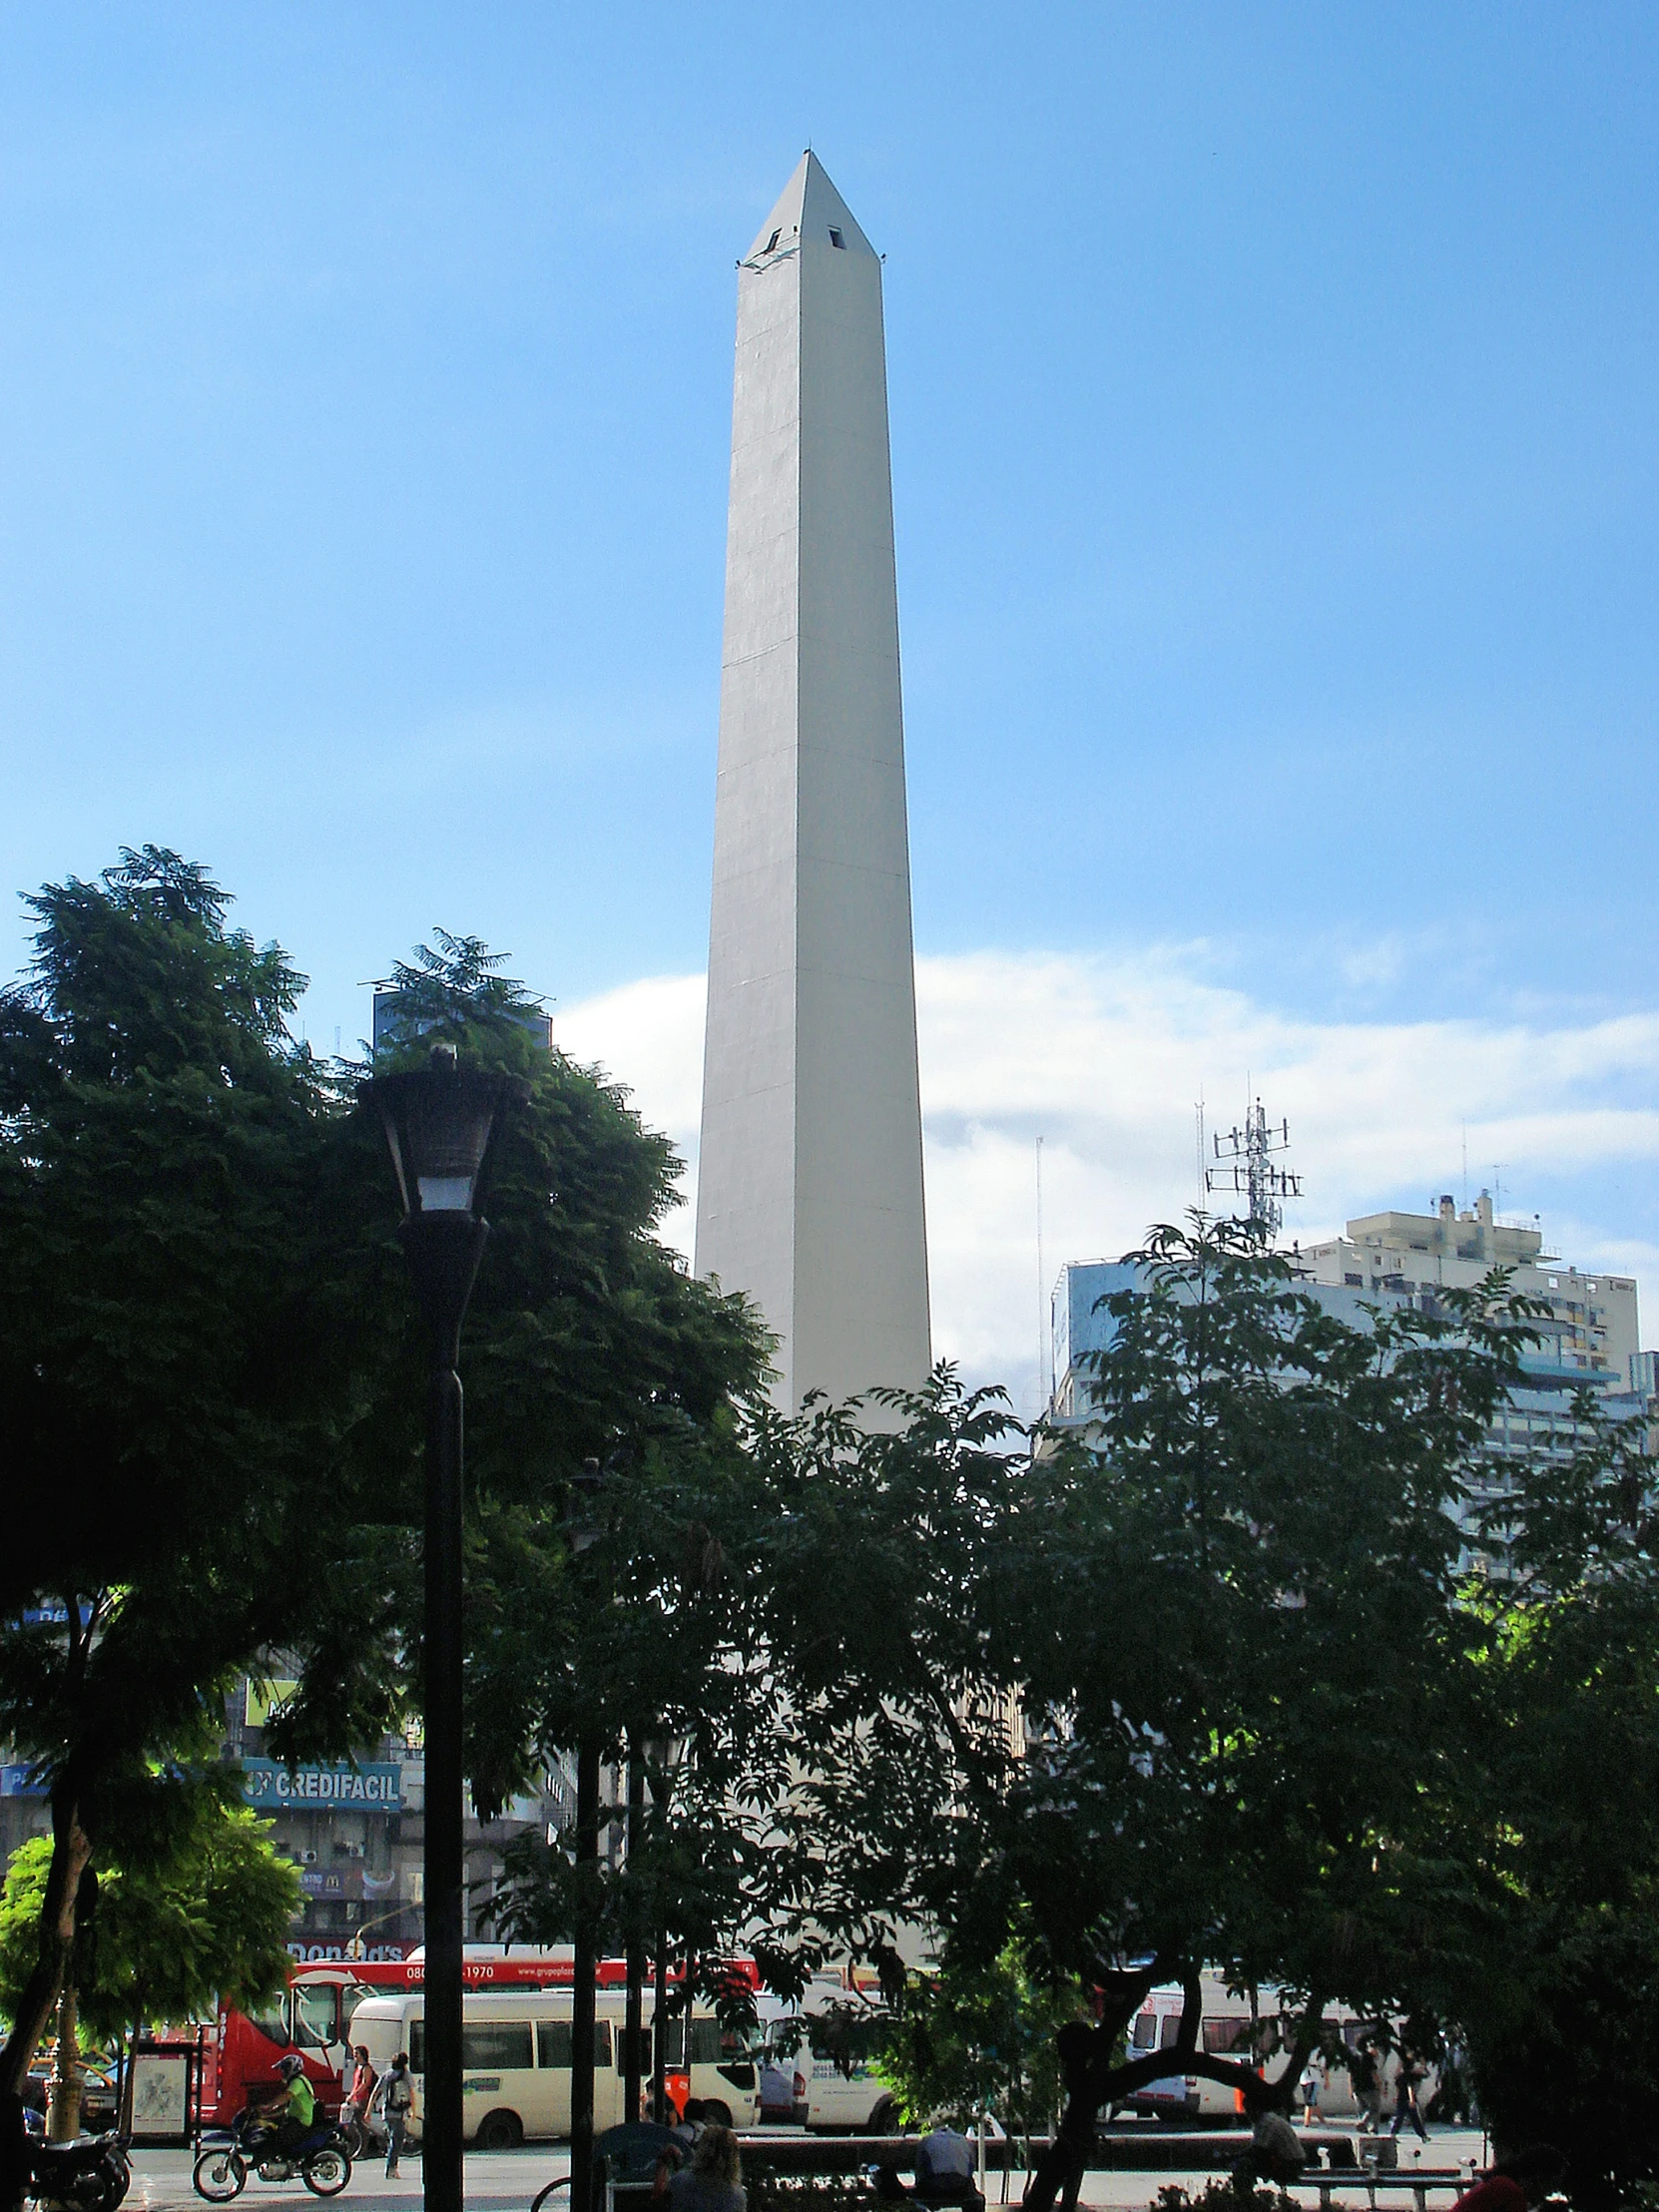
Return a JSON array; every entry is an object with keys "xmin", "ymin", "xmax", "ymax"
[{"xmin": 829, "ymin": 228, "xmax": 845, "ymax": 249}]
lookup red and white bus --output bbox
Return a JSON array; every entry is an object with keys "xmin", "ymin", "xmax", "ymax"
[{"xmin": 205, "ymin": 1947, "xmax": 756, "ymax": 2130}]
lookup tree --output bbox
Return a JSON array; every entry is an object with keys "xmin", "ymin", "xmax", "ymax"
[
  {"xmin": 874, "ymin": 1942, "xmax": 1078, "ymax": 2141},
  {"xmin": 0, "ymin": 861, "xmax": 772, "ymax": 2199},
  {"xmin": 738, "ymin": 1222, "xmax": 1536, "ymax": 2212},
  {"xmin": 0, "ymin": 848, "xmax": 408, "ymax": 2187},
  {"xmin": 0, "ymin": 1792, "xmax": 297, "ymax": 2129},
  {"xmin": 1453, "ymin": 1399, "xmax": 1659, "ymax": 2210}
]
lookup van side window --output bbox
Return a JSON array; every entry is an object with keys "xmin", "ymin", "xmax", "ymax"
[
  {"xmin": 1203, "ymin": 2019, "xmax": 1250, "ymax": 2054},
  {"xmin": 1159, "ymin": 2015, "xmax": 1181, "ymax": 2049},
  {"xmin": 1131, "ymin": 2014, "xmax": 1156, "ymax": 2050},
  {"xmin": 293, "ymin": 1988, "xmax": 339, "ymax": 2049},
  {"xmin": 536, "ymin": 2022, "xmax": 611, "ymax": 2069},
  {"xmin": 462, "ymin": 2022, "xmax": 532, "ymax": 2071}
]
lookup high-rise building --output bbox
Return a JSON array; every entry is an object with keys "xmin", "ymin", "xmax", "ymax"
[
  {"xmin": 695, "ymin": 154, "xmax": 930, "ymax": 1411},
  {"xmin": 1050, "ymin": 1193, "xmax": 1650, "ymax": 1552}
]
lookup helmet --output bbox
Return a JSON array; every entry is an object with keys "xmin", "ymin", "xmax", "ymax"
[{"xmin": 276, "ymin": 2055, "xmax": 305, "ymax": 2080}]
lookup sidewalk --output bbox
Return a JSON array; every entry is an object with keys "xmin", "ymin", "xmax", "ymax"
[{"xmin": 126, "ymin": 2129, "xmax": 1488, "ymax": 2212}]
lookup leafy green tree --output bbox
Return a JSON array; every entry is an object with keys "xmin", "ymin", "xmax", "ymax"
[
  {"xmin": 0, "ymin": 861, "xmax": 771, "ymax": 2190},
  {"xmin": 875, "ymin": 1942, "xmax": 1079, "ymax": 2140},
  {"xmin": 740, "ymin": 1223, "xmax": 1535, "ymax": 2212},
  {"xmin": 0, "ymin": 1793, "xmax": 297, "ymax": 2127},
  {"xmin": 0, "ymin": 849, "xmax": 408, "ymax": 2178},
  {"xmin": 1454, "ymin": 1401, "xmax": 1659, "ymax": 2210}
]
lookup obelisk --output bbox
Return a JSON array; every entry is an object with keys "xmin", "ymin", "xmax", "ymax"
[{"xmin": 695, "ymin": 152, "xmax": 931, "ymax": 1412}]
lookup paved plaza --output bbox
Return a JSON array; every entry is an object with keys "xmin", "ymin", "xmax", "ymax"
[{"xmin": 124, "ymin": 2130, "xmax": 1493, "ymax": 2212}]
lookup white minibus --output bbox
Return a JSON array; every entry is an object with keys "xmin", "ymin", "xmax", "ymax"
[
  {"xmin": 348, "ymin": 1988, "xmax": 760, "ymax": 2148},
  {"xmin": 1122, "ymin": 1975, "xmax": 1432, "ymax": 2124}
]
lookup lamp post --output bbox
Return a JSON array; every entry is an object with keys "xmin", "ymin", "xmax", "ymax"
[
  {"xmin": 562, "ymin": 1460, "xmax": 605, "ymax": 2212},
  {"xmin": 362, "ymin": 1043, "xmax": 527, "ymax": 2212}
]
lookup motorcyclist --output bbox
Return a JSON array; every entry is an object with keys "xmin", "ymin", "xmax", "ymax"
[{"xmin": 260, "ymin": 2054, "xmax": 319, "ymax": 2160}]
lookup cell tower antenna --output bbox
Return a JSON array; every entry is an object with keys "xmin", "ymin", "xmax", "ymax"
[
  {"xmin": 1206, "ymin": 1095, "xmax": 1302, "ymax": 1245},
  {"xmin": 1195, "ymin": 1088, "xmax": 1207, "ymax": 1206},
  {"xmin": 1035, "ymin": 1135, "xmax": 1047, "ymax": 1416}
]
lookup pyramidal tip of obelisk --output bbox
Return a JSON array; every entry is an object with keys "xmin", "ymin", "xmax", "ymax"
[
  {"xmin": 695, "ymin": 152, "xmax": 932, "ymax": 1416},
  {"xmin": 744, "ymin": 150, "xmax": 876, "ymax": 262}
]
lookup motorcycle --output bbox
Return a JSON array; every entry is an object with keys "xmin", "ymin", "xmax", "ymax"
[
  {"xmin": 192, "ymin": 2108, "xmax": 351, "ymax": 2201},
  {"xmin": 20, "ymin": 2116, "xmax": 132, "ymax": 2212}
]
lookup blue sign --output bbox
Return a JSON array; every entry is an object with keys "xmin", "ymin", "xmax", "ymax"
[
  {"xmin": 0, "ymin": 1765, "xmax": 46, "ymax": 1799},
  {"xmin": 240, "ymin": 1760, "xmax": 402, "ymax": 1809}
]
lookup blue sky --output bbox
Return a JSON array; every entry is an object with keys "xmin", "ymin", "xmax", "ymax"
[{"xmin": 4, "ymin": 5, "xmax": 1657, "ymax": 1385}]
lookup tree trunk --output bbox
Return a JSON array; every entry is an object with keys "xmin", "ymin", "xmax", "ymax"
[
  {"xmin": 0, "ymin": 1785, "xmax": 93, "ymax": 2212},
  {"xmin": 0, "ymin": 1790, "xmax": 91, "ymax": 2101},
  {"xmin": 46, "ymin": 1984, "xmax": 82, "ymax": 2143},
  {"xmin": 623, "ymin": 1753, "xmax": 646, "ymax": 2125}
]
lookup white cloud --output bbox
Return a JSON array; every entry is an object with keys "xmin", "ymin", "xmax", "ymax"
[{"xmin": 556, "ymin": 948, "xmax": 1659, "ymax": 1413}]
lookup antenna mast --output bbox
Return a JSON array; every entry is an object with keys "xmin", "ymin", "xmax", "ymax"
[{"xmin": 1206, "ymin": 1097, "xmax": 1302, "ymax": 1244}]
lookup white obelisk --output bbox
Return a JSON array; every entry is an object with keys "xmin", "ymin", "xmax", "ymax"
[{"xmin": 695, "ymin": 152, "xmax": 931, "ymax": 1412}]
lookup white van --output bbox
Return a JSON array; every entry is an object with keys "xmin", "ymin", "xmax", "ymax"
[
  {"xmin": 1122, "ymin": 1976, "xmax": 1433, "ymax": 2124},
  {"xmin": 348, "ymin": 1988, "xmax": 760, "ymax": 2148},
  {"xmin": 757, "ymin": 2006, "xmax": 898, "ymax": 2134}
]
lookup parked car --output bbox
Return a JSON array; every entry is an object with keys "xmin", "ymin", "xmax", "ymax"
[{"xmin": 24, "ymin": 2060, "xmax": 122, "ymax": 2134}]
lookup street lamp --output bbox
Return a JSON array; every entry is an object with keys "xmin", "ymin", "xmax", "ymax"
[{"xmin": 362, "ymin": 1043, "xmax": 528, "ymax": 2212}]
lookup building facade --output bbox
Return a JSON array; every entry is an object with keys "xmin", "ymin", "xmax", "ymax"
[{"xmin": 1051, "ymin": 1193, "xmax": 1649, "ymax": 1534}]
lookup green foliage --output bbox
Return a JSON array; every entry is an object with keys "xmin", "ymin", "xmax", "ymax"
[
  {"xmin": 875, "ymin": 1945, "xmax": 1080, "ymax": 2134},
  {"xmin": 0, "ymin": 1799, "xmax": 297, "ymax": 2040},
  {"xmin": 334, "ymin": 933, "xmax": 772, "ymax": 1821},
  {"xmin": 1455, "ymin": 1402, "xmax": 1659, "ymax": 2209},
  {"xmin": 0, "ymin": 855, "xmax": 769, "ymax": 2090}
]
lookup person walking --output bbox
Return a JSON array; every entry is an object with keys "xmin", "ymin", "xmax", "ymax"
[
  {"xmin": 345, "ymin": 2046, "xmax": 378, "ymax": 2139},
  {"xmin": 1349, "ymin": 2036, "xmax": 1384, "ymax": 2135},
  {"xmin": 372, "ymin": 2051, "xmax": 417, "ymax": 2179},
  {"xmin": 1390, "ymin": 2056, "xmax": 1429, "ymax": 2144},
  {"xmin": 1299, "ymin": 2061, "xmax": 1321, "ymax": 2127}
]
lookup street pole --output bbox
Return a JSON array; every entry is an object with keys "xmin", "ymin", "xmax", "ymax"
[
  {"xmin": 651, "ymin": 1927, "xmax": 669, "ymax": 2124},
  {"xmin": 623, "ymin": 1751, "xmax": 647, "ymax": 2125},
  {"xmin": 414, "ymin": 1215, "xmax": 486, "ymax": 2212},
  {"xmin": 361, "ymin": 1045, "xmax": 526, "ymax": 2212},
  {"xmin": 569, "ymin": 1739, "xmax": 602, "ymax": 2212}
]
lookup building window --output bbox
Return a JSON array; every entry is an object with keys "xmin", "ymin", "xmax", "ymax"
[
  {"xmin": 829, "ymin": 227, "xmax": 845, "ymax": 249},
  {"xmin": 764, "ymin": 229, "xmax": 781, "ymax": 253}
]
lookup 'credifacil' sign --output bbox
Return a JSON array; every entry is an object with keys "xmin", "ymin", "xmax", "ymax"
[{"xmin": 241, "ymin": 1760, "xmax": 402, "ymax": 1809}]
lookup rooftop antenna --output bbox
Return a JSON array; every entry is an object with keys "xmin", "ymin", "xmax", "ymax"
[
  {"xmin": 1461, "ymin": 1123, "xmax": 1468, "ymax": 1212},
  {"xmin": 1207, "ymin": 1095, "xmax": 1302, "ymax": 1245},
  {"xmin": 1195, "ymin": 1088, "xmax": 1207, "ymax": 1206},
  {"xmin": 1035, "ymin": 1134, "xmax": 1047, "ymax": 1416}
]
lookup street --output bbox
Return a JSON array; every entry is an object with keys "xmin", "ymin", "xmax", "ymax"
[{"xmin": 123, "ymin": 2129, "xmax": 1494, "ymax": 2212}]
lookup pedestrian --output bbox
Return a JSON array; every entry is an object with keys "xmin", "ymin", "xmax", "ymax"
[
  {"xmin": 1349, "ymin": 2036, "xmax": 1384, "ymax": 2135},
  {"xmin": 345, "ymin": 2046, "xmax": 378, "ymax": 2133},
  {"xmin": 1449, "ymin": 2146, "xmax": 1567, "ymax": 2212},
  {"xmin": 1390, "ymin": 2055, "xmax": 1429, "ymax": 2144},
  {"xmin": 666, "ymin": 2126, "xmax": 745, "ymax": 2212},
  {"xmin": 912, "ymin": 2127, "xmax": 984, "ymax": 2211},
  {"xmin": 1300, "ymin": 2062, "xmax": 1321, "ymax": 2127},
  {"xmin": 372, "ymin": 2051, "xmax": 417, "ymax": 2179}
]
